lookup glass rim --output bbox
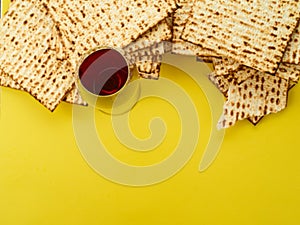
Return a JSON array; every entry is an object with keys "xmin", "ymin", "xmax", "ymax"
[{"xmin": 76, "ymin": 46, "xmax": 131, "ymax": 98}]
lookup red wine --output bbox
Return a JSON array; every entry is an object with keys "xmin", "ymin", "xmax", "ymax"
[{"xmin": 79, "ymin": 48, "xmax": 129, "ymax": 96}]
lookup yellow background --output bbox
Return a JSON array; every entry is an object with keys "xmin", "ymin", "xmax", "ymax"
[{"xmin": 1, "ymin": 1, "xmax": 300, "ymax": 225}]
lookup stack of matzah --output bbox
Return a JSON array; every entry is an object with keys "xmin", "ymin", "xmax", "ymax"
[
  {"xmin": 0, "ymin": 0, "xmax": 176, "ymax": 111},
  {"xmin": 2, "ymin": 0, "xmax": 300, "ymax": 130},
  {"xmin": 0, "ymin": 1, "xmax": 84, "ymax": 110},
  {"xmin": 175, "ymin": 0, "xmax": 300, "ymax": 128}
]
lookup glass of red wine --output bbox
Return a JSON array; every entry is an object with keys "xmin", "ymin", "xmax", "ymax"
[{"xmin": 77, "ymin": 47, "xmax": 140, "ymax": 115}]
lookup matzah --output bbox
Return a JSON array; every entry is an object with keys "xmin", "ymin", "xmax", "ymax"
[
  {"xmin": 217, "ymin": 71, "xmax": 289, "ymax": 129},
  {"xmin": 0, "ymin": 69, "xmax": 22, "ymax": 90},
  {"xmin": 136, "ymin": 55, "xmax": 162, "ymax": 80},
  {"xmin": 208, "ymin": 72, "xmax": 234, "ymax": 97},
  {"xmin": 182, "ymin": 0, "xmax": 300, "ymax": 74},
  {"xmin": 123, "ymin": 17, "xmax": 172, "ymax": 79},
  {"xmin": 125, "ymin": 42, "xmax": 166, "ymax": 65},
  {"xmin": 64, "ymin": 84, "xmax": 87, "ymax": 106},
  {"xmin": 123, "ymin": 19, "xmax": 172, "ymax": 54},
  {"xmin": 248, "ymin": 116, "xmax": 264, "ymax": 125},
  {"xmin": 277, "ymin": 63, "xmax": 300, "ymax": 83},
  {"xmin": 0, "ymin": 1, "xmax": 75, "ymax": 111},
  {"xmin": 0, "ymin": 69, "xmax": 87, "ymax": 106},
  {"xmin": 212, "ymin": 57, "xmax": 242, "ymax": 76},
  {"xmin": 208, "ymin": 71, "xmax": 265, "ymax": 126},
  {"xmin": 44, "ymin": 0, "xmax": 176, "ymax": 67},
  {"xmin": 282, "ymin": 23, "xmax": 300, "ymax": 64},
  {"xmin": 213, "ymin": 57, "xmax": 300, "ymax": 84},
  {"xmin": 172, "ymin": 0, "xmax": 217, "ymax": 57}
]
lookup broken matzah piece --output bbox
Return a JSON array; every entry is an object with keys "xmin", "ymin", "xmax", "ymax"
[
  {"xmin": 182, "ymin": 0, "xmax": 300, "ymax": 74},
  {"xmin": 248, "ymin": 115, "xmax": 264, "ymax": 125},
  {"xmin": 136, "ymin": 55, "xmax": 162, "ymax": 80},
  {"xmin": 122, "ymin": 17, "xmax": 172, "ymax": 79},
  {"xmin": 208, "ymin": 70, "xmax": 265, "ymax": 125},
  {"xmin": 217, "ymin": 71, "xmax": 289, "ymax": 129},
  {"xmin": 213, "ymin": 57, "xmax": 300, "ymax": 84},
  {"xmin": 196, "ymin": 56, "xmax": 217, "ymax": 63},
  {"xmin": 208, "ymin": 71, "xmax": 234, "ymax": 96},
  {"xmin": 208, "ymin": 71, "xmax": 265, "ymax": 125},
  {"xmin": 64, "ymin": 83, "xmax": 87, "ymax": 106}
]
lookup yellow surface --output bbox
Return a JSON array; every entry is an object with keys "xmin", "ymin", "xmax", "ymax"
[{"xmin": 1, "ymin": 1, "xmax": 300, "ymax": 225}]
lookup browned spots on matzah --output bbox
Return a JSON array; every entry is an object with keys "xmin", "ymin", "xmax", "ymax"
[
  {"xmin": 213, "ymin": 57, "xmax": 300, "ymax": 84},
  {"xmin": 125, "ymin": 42, "xmax": 165, "ymax": 65},
  {"xmin": 182, "ymin": 0, "xmax": 300, "ymax": 74},
  {"xmin": 136, "ymin": 55, "xmax": 162, "ymax": 80},
  {"xmin": 208, "ymin": 72, "xmax": 235, "ymax": 97},
  {"xmin": 123, "ymin": 19, "xmax": 172, "ymax": 54},
  {"xmin": 0, "ymin": 1, "xmax": 75, "ymax": 111},
  {"xmin": 196, "ymin": 56, "xmax": 216, "ymax": 63},
  {"xmin": 172, "ymin": 0, "xmax": 218, "ymax": 57},
  {"xmin": 282, "ymin": 23, "xmax": 300, "ymax": 64},
  {"xmin": 217, "ymin": 71, "xmax": 288, "ymax": 129},
  {"xmin": 64, "ymin": 83, "xmax": 88, "ymax": 106},
  {"xmin": 45, "ymin": 0, "xmax": 176, "ymax": 66},
  {"xmin": 276, "ymin": 63, "xmax": 300, "ymax": 83},
  {"xmin": 233, "ymin": 67, "xmax": 258, "ymax": 84},
  {"xmin": 0, "ymin": 69, "xmax": 22, "ymax": 90},
  {"xmin": 212, "ymin": 57, "xmax": 241, "ymax": 76}
]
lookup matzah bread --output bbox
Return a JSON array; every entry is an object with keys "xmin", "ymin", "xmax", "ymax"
[
  {"xmin": 208, "ymin": 72, "xmax": 234, "ymax": 97},
  {"xmin": 182, "ymin": 0, "xmax": 300, "ymax": 74},
  {"xmin": 213, "ymin": 57, "xmax": 300, "ymax": 84},
  {"xmin": 212, "ymin": 57, "xmax": 242, "ymax": 76},
  {"xmin": 282, "ymin": 23, "xmax": 300, "ymax": 64},
  {"xmin": 137, "ymin": 62, "xmax": 162, "ymax": 80},
  {"xmin": 208, "ymin": 71, "xmax": 264, "ymax": 126},
  {"xmin": 248, "ymin": 116, "xmax": 264, "ymax": 125},
  {"xmin": 217, "ymin": 71, "xmax": 289, "ymax": 129},
  {"xmin": 208, "ymin": 63, "xmax": 295, "ymax": 128},
  {"xmin": 123, "ymin": 19, "xmax": 172, "ymax": 54},
  {"xmin": 1, "ymin": 0, "xmax": 298, "ymax": 122},
  {"xmin": 276, "ymin": 63, "xmax": 300, "ymax": 83},
  {"xmin": 125, "ymin": 42, "xmax": 166, "ymax": 65},
  {"xmin": 0, "ymin": 1, "xmax": 75, "ymax": 111},
  {"xmin": 0, "ymin": 69, "xmax": 87, "ymax": 106},
  {"xmin": 136, "ymin": 55, "xmax": 162, "ymax": 80},
  {"xmin": 64, "ymin": 84, "xmax": 87, "ymax": 106},
  {"xmin": 172, "ymin": 0, "xmax": 217, "ymax": 57},
  {"xmin": 44, "ymin": 0, "xmax": 176, "ymax": 67}
]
